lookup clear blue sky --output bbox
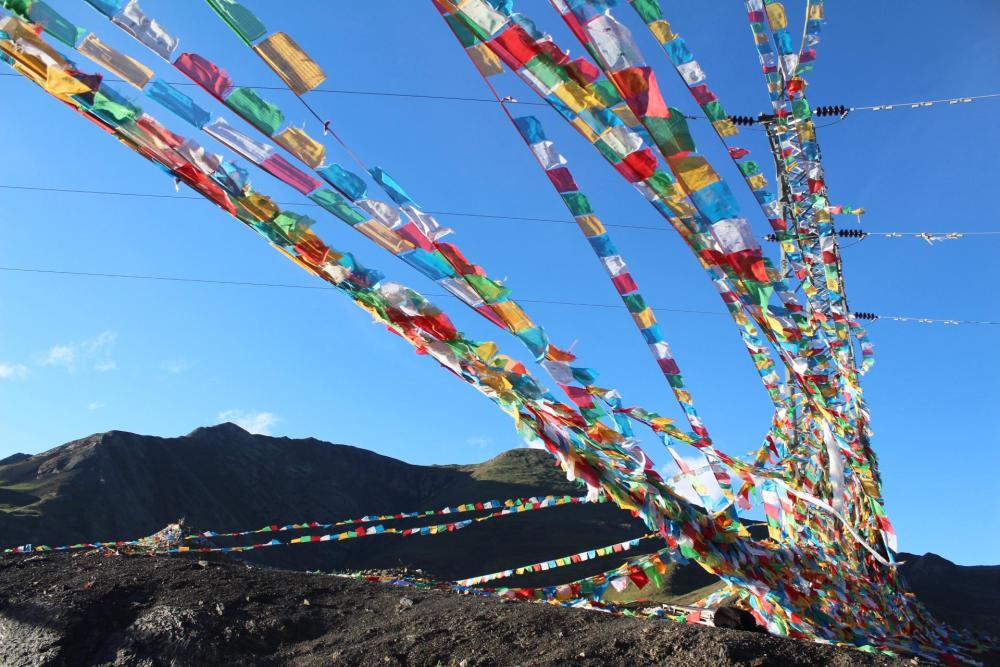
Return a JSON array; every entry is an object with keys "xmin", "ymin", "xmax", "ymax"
[{"xmin": 0, "ymin": 1, "xmax": 997, "ymax": 565}]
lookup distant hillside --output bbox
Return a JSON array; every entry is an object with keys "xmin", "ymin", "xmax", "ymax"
[
  {"xmin": 898, "ymin": 552, "xmax": 1000, "ymax": 636},
  {"xmin": 0, "ymin": 424, "xmax": 659, "ymax": 587}
]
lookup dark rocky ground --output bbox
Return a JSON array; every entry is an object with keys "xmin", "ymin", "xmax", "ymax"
[{"xmin": 0, "ymin": 552, "xmax": 951, "ymax": 667}]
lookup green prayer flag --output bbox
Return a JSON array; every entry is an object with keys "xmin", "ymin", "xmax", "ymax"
[
  {"xmin": 2, "ymin": 0, "xmax": 32, "ymax": 20},
  {"xmin": 464, "ymin": 274, "xmax": 509, "ymax": 303},
  {"xmin": 631, "ymin": 0, "xmax": 664, "ymax": 23},
  {"xmin": 592, "ymin": 80, "xmax": 622, "ymax": 106},
  {"xmin": 561, "ymin": 192, "xmax": 593, "ymax": 216},
  {"xmin": 205, "ymin": 0, "xmax": 267, "ymax": 44},
  {"xmin": 309, "ymin": 189, "xmax": 367, "ymax": 225},
  {"xmin": 644, "ymin": 110, "xmax": 695, "ymax": 156},
  {"xmin": 524, "ymin": 54, "xmax": 570, "ymax": 90},
  {"xmin": 792, "ymin": 98, "xmax": 811, "ymax": 120},
  {"xmin": 225, "ymin": 87, "xmax": 284, "ymax": 136},
  {"xmin": 701, "ymin": 100, "xmax": 727, "ymax": 122},
  {"xmin": 622, "ymin": 293, "xmax": 646, "ymax": 313}
]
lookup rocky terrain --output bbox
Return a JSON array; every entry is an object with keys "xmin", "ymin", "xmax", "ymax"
[{"xmin": 0, "ymin": 552, "xmax": 927, "ymax": 667}]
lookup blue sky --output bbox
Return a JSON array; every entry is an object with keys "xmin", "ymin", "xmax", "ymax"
[{"xmin": 0, "ymin": 1, "xmax": 997, "ymax": 564}]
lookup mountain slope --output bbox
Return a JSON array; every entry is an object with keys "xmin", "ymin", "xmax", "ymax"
[
  {"xmin": 0, "ymin": 424, "xmax": 651, "ymax": 584},
  {"xmin": 898, "ymin": 552, "xmax": 1000, "ymax": 636}
]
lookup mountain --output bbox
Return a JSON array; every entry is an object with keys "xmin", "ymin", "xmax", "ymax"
[
  {"xmin": 897, "ymin": 552, "xmax": 1000, "ymax": 637},
  {"xmin": 0, "ymin": 424, "xmax": 665, "ymax": 588}
]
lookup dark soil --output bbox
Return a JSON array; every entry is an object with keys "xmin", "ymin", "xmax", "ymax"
[{"xmin": 0, "ymin": 552, "xmax": 924, "ymax": 667}]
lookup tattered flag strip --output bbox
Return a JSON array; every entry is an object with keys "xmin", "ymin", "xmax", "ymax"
[
  {"xmin": 4, "ymin": 495, "xmax": 603, "ymax": 555},
  {"xmin": 455, "ymin": 535, "xmax": 657, "ymax": 587},
  {"xmin": 191, "ymin": 494, "xmax": 600, "ymax": 541}
]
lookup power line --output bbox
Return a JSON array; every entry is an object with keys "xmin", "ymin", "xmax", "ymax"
[
  {"xmin": 4, "ymin": 184, "xmax": 997, "ymax": 241},
  {"xmin": 0, "ymin": 266, "xmax": 723, "ymax": 315},
  {"xmin": 851, "ymin": 92, "xmax": 1000, "ymax": 112},
  {"xmin": 0, "ymin": 71, "xmax": 551, "ymax": 107},
  {"xmin": 1, "ymin": 265, "xmax": 994, "ymax": 325},
  {"xmin": 0, "ymin": 184, "xmax": 664, "ymax": 231},
  {"xmin": 2, "ymin": 72, "xmax": 994, "ymax": 118},
  {"xmin": 766, "ymin": 229, "xmax": 1000, "ymax": 243}
]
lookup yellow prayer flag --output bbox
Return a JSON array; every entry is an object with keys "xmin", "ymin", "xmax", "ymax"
[
  {"xmin": 253, "ymin": 32, "xmax": 327, "ymax": 95},
  {"xmin": 355, "ymin": 220, "xmax": 414, "ymax": 255},
  {"xmin": 575, "ymin": 214, "xmax": 606, "ymax": 237},
  {"xmin": 553, "ymin": 80, "xmax": 597, "ymax": 114},
  {"xmin": 651, "ymin": 416, "xmax": 674, "ymax": 430},
  {"xmin": 491, "ymin": 301, "xmax": 533, "ymax": 333},
  {"xmin": 79, "ymin": 33, "xmax": 153, "ymax": 89},
  {"xmin": 476, "ymin": 341, "xmax": 498, "ymax": 363},
  {"xmin": 648, "ymin": 20, "xmax": 674, "ymax": 44},
  {"xmin": 241, "ymin": 193, "xmax": 280, "ymax": 222},
  {"xmin": 712, "ymin": 118, "xmax": 738, "ymax": 138},
  {"xmin": 632, "ymin": 307, "xmax": 656, "ymax": 329},
  {"xmin": 766, "ymin": 4, "xmax": 788, "ymax": 30},
  {"xmin": 467, "ymin": 43, "xmax": 503, "ymax": 77},
  {"xmin": 275, "ymin": 126, "xmax": 326, "ymax": 169},
  {"xmin": 669, "ymin": 154, "xmax": 720, "ymax": 193},
  {"xmin": 44, "ymin": 67, "xmax": 92, "ymax": 98},
  {"xmin": 0, "ymin": 17, "xmax": 71, "ymax": 82}
]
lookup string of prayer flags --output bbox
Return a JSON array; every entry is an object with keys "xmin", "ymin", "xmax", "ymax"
[
  {"xmin": 192, "ymin": 494, "xmax": 601, "ymax": 541},
  {"xmin": 508, "ymin": 113, "xmax": 739, "ymax": 506}
]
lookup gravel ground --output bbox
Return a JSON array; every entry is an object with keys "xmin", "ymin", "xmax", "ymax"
[{"xmin": 0, "ymin": 552, "xmax": 942, "ymax": 666}]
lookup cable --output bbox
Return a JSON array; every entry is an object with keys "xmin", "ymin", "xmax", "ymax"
[
  {"xmin": 851, "ymin": 92, "xmax": 1000, "ymax": 112},
  {"xmin": 0, "ymin": 183, "xmax": 668, "ymax": 231},
  {"xmin": 7, "ymin": 184, "xmax": 999, "ymax": 241},
  {"xmin": 2, "ymin": 72, "xmax": 992, "ymax": 117},
  {"xmin": 765, "ymin": 229, "xmax": 1000, "ymax": 242},
  {"xmin": 2, "ymin": 265, "xmax": 994, "ymax": 324},
  {"xmin": 852, "ymin": 310, "xmax": 998, "ymax": 326},
  {"xmin": 0, "ymin": 266, "xmax": 723, "ymax": 316},
  {"xmin": 0, "ymin": 71, "xmax": 550, "ymax": 107}
]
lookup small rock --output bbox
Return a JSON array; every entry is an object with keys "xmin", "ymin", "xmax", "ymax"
[
  {"xmin": 215, "ymin": 603, "xmax": 225, "ymax": 616},
  {"xmin": 459, "ymin": 660, "xmax": 469, "ymax": 667},
  {"xmin": 398, "ymin": 596, "xmax": 414, "ymax": 608},
  {"xmin": 197, "ymin": 560, "xmax": 209, "ymax": 568},
  {"xmin": 303, "ymin": 599, "xmax": 310, "ymax": 606},
  {"xmin": 577, "ymin": 652, "xmax": 586, "ymax": 658}
]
